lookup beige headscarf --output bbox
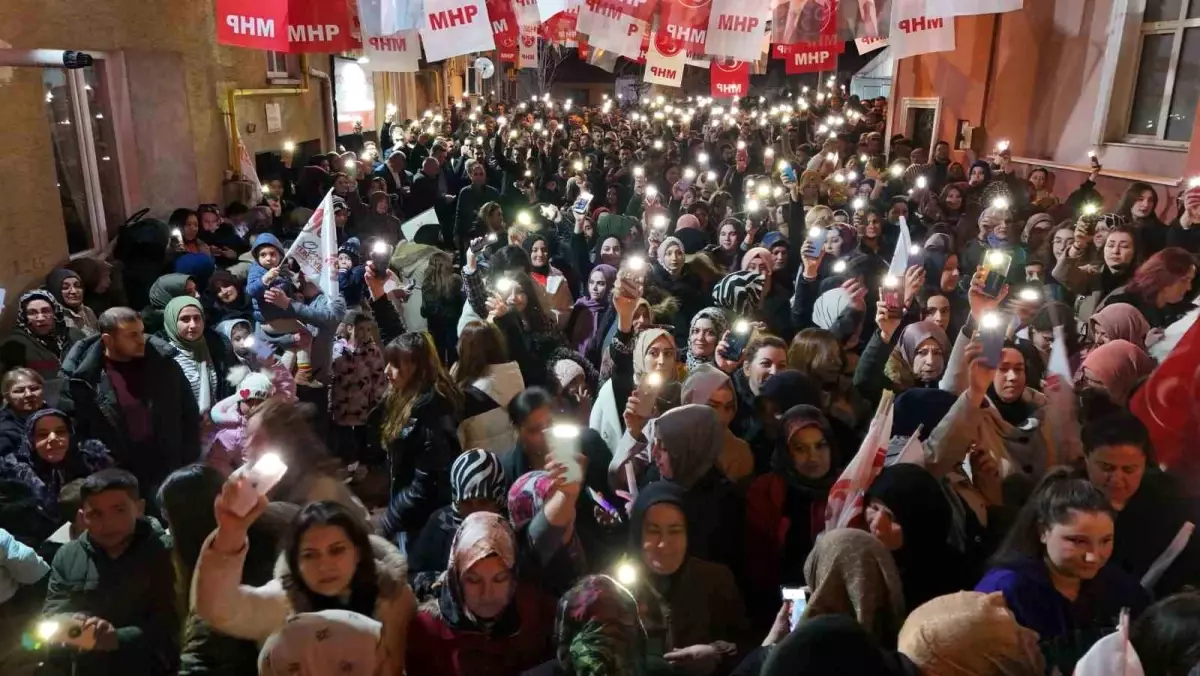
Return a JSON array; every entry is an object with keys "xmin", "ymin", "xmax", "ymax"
[
  {"xmin": 633, "ymin": 327, "xmax": 675, "ymax": 382},
  {"xmin": 898, "ymin": 591, "xmax": 1045, "ymax": 675},
  {"xmin": 801, "ymin": 529, "xmax": 906, "ymax": 645}
]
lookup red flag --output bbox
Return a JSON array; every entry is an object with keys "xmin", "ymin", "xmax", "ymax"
[
  {"xmin": 487, "ymin": 0, "xmax": 519, "ymax": 40},
  {"xmin": 659, "ymin": 0, "xmax": 712, "ymax": 58},
  {"xmin": 285, "ymin": 0, "xmax": 360, "ymax": 53},
  {"xmin": 540, "ymin": 7, "xmax": 579, "ymax": 42},
  {"xmin": 710, "ymin": 59, "xmax": 749, "ymax": 98},
  {"xmin": 1131, "ymin": 317, "xmax": 1200, "ymax": 484},
  {"xmin": 578, "ymin": 36, "xmax": 590, "ymax": 59},
  {"xmin": 216, "ymin": 0, "xmax": 290, "ymax": 51},
  {"xmin": 498, "ymin": 33, "xmax": 519, "ymax": 61}
]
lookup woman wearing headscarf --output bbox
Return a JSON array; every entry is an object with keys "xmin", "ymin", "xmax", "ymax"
[
  {"xmin": 881, "ymin": 321, "xmax": 951, "ymax": 395},
  {"xmin": 742, "ymin": 246, "xmax": 794, "ymax": 341},
  {"xmin": 565, "ymin": 264, "xmax": 617, "ymax": 356},
  {"xmin": 163, "ymin": 296, "xmax": 234, "ymax": 417},
  {"xmin": 0, "ymin": 290, "xmax": 81, "ymax": 380},
  {"xmin": 67, "ymin": 256, "xmax": 122, "ymax": 316},
  {"xmin": 258, "ymin": 609, "xmax": 383, "ymax": 676},
  {"xmin": 507, "ymin": 470, "xmax": 587, "ymax": 598},
  {"xmin": 754, "ymin": 614, "xmax": 916, "ymax": 676},
  {"xmin": 897, "ymin": 592, "xmax": 1045, "ymax": 676},
  {"xmin": 591, "ymin": 323, "xmax": 680, "ymax": 455},
  {"xmin": 743, "ymin": 406, "xmax": 838, "ymax": 627},
  {"xmin": 406, "ymin": 511, "xmax": 557, "ymax": 675},
  {"xmin": 358, "ymin": 190, "xmax": 402, "ymax": 244},
  {"xmin": 143, "ymin": 272, "xmax": 198, "ymax": 336},
  {"xmin": 0, "ymin": 408, "xmax": 112, "ymax": 536},
  {"xmin": 684, "ymin": 307, "xmax": 729, "ymax": 373},
  {"xmin": 680, "ymin": 365, "xmax": 753, "ymax": 484},
  {"xmin": 800, "ymin": 528, "xmax": 907, "ymax": 647},
  {"xmin": 205, "ymin": 270, "xmax": 254, "ymax": 326},
  {"xmin": 1088, "ymin": 303, "xmax": 1152, "ymax": 351},
  {"xmin": 963, "ymin": 160, "xmax": 993, "ymax": 213},
  {"xmin": 45, "ymin": 268, "xmax": 98, "ymax": 336},
  {"xmin": 408, "ymin": 449, "xmax": 507, "ymax": 600},
  {"xmin": 649, "ymin": 236, "xmax": 715, "ymax": 347},
  {"xmin": 921, "ymin": 233, "xmax": 967, "ymax": 335},
  {"xmin": 524, "ymin": 234, "xmax": 573, "ymax": 330},
  {"xmin": 623, "ymin": 482, "xmax": 750, "ymax": 676},
  {"xmin": 864, "ymin": 464, "xmax": 971, "ymax": 611},
  {"xmin": 1079, "ymin": 339, "xmax": 1156, "ymax": 407},
  {"xmin": 541, "ymin": 574, "xmax": 647, "ymax": 676}
]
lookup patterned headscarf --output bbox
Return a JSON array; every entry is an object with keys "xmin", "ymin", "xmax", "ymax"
[
  {"xmin": 16, "ymin": 290, "xmax": 70, "ymax": 356},
  {"xmin": 812, "ymin": 287, "xmax": 852, "ymax": 331},
  {"xmin": 437, "ymin": 512, "xmax": 520, "ymax": 631},
  {"xmin": 712, "ymin": 270, "xmax": 764, "ymax": 315},
  {"xmin": 802, "ymin": 528, "xmax": 906, "ymax": 645},
  {"xmin": 450, "ymin": 449, "xmax": 506, "ymax": 523},
  {"xmin": 685, "ymin": 307, "xmax": 729, "ymax": 371},
  {"xmin": 555, "ymin": 575, "xmax": 647, "ymax": 676},
  {"xmin": 507, "ymin": 470, "xmax": 557, "ymax": 532},
  {"xmin": 258, "ymin": 610, "xmax": 382, "ymax": 676}
]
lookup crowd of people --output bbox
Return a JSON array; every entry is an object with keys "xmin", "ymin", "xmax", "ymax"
[{"xmin": 1, "ymin": 84, "xmax": 1200, "ymax": 676}]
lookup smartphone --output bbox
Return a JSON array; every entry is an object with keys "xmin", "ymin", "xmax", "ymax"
[
  {"xmin": 780, "ymin": 163, "xmax": 797, "ymax": 183},
  {"xmin": 806, "ymin": 226, "xmax": 828, "ymax": 256},
  {"xmin": 620, "ymin": 256, "xmax": 648, "ymax": 291},
  {"xmin": 882, "ymin": 275, "xmax": 904, "ymax": 312},
  {"xmin": 782, "ymin": 587, "xmax": 809, "ymax": 631},
  {"xmin": 587, "ymin": 487, "xmax": 623, "ymax": 521},
  {"xmin": 982, "ymin": 250, "xmax": 1012, "ymax": 298},
  {"xmin": 471, "ymin": 234, "xmax": 497, "ymax": 254},
  {"xmin": 228, "ymin": 453, "xmax": 289, "ymax": 517},
  {"xmin": 572, "ymin": 192, "xmax": 594, "ymax": 214},
  {"xmin": 370, "ymin": 241, "xmax": 393, "ymax": 272},
  {"xmin": 635, "ymin": 372, "xmax": 663, "ymax": 417},
  {"xmin": 907, "ymin": 243, "xmax": 924, "ymax": 268},
  {"xmin": 678, "ymin": 167, "xmax": 697, "ymax": 191},
  {"xmin": 721, "ymin": 319, "xmax": 753, "ymax": 361},
  {"xmin": 979, "ymin": 312, "xmax": 1006, "ymax": 368},
  {"xmin": 547, "ymin": 424, "xmax": 583, "ymax": 484},
  {"xmin": 36, "ymin": 616, "xmax": 97, "ymax": 650}
]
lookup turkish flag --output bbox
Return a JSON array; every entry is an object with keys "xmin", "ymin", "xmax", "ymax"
[
  {"xmin": 1131, "ymin": 317, "xmax": 1200, "ymax": 487},
  {"xmin": 710, "ymin": 59, "xmax": 749, "ymax": 98},
  {"xmin": 216, "ymin": 0, "xmax": 290, "ymax": 51},
  {"xmin": 286, "ymin": 0, "xmax": 361, "ymax": 52}
]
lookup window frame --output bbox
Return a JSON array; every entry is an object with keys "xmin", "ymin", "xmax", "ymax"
[
  {"xmin": 1097, "ymin": 0, "xmax": 1197, "ymax": 150},
  {"xmin": 266, "ymin": 51, "xmax": 301, "ymax": 84},
  {"xmin": 464, "ymin": 54, "xmax": 485, "ymax": 97}
]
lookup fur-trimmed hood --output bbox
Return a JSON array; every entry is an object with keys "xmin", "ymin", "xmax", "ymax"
[{"xmin": 274, "ymin": 534, "xmax": 410, "ymax": 611}]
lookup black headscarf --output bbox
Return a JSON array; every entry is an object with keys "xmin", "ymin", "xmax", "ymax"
[
  {"xmin": 986, "ymin": 340, "xmax": 1041, "ymax": 426},
  {"xmin": 522, "ymin": 233, "xmax": 553, "ymax": 276}
]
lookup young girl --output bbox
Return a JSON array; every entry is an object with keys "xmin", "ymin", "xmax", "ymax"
[
  {"xmin": 206, "ymin": 361, "xmax": 295, "ymax": 476},
  {"xmin": 330, "ymin": 310, "xmax": 387, "ymax": 467}
]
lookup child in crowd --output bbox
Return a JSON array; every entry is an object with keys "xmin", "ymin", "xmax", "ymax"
[
  {"xmin": 330, "ymin": 310, "xmax": 387, "ymax": 469},
  {"xmin": 338, "ymin": 238, "xmax": 368, "ymax": 308}
]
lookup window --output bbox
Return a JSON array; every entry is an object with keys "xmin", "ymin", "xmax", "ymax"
[
  {"xmin": 1122, "ymin": 0, "xmax": 1200, "ymax": 144},
  {"xmin": 43, "ymin": 59, "xmax": 125, "ymax": 256},
  {"xmin": 464, "ymin": 54, "xmax": 485, "ymax": 97},
  {"xmin": 266, "ymin": 51, "xmax": 300, "ymax": 82}
]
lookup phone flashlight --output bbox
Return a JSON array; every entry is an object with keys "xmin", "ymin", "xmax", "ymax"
[
  {"xmin": 653, "ymin": 140, "xmax": 663, "ymax": 150},
  {"xmin": 653, "ymin": 215, "xmax": 668, "ymax": 229},
  {"xmin": 1018, "ymin": 287, "xmax": 1042, "ymax": 302},
  {"xmin": 634, "ymin": 166, "xmax": 645, "ymax": 177},
  {"xmin": 646, "ymin": 186, "xmax": 659, "ymax": 198},
  {"xmin": 616, "ymin": 561, "xmax": 638, "ymax": 585},
  {"xmin": 517, "ymin": 211, "xmax": 533, "ymax": 226},
  {"xmin": 171, "ymin": 228, "xmax": 182, "ymax": 239},
  {"xmin": 1082, "ymin": 203, "xmax": 1099, "ymax": 216},
  {"xmin": 495, "ymin": 277, "xmax": 515, "ymax": 294},
  {"xmin": 627, "ymin": 256, "xmax": 646, "ymax": 272},
  {"xmin": 916, "ymin": 176, "xmax": 927, "ymax": 190},
  {"xmin": 992, "ymin": 196, "xmax": 1010, "ymax": 210},
  {"xmin": 890, "ymin": 165, "xmax": 903, "ymax": 178},
  {"xmin": 852, "ymin": 198, "xmax": 865, "ymax": 211},
  {"xmin": 698, "ymin": 152, "xmax": 709, "ymax": 164}
]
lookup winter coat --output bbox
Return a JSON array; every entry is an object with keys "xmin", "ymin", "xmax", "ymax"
[
  {"xmin": 193, "ymin": 531, "xmax": 416, "ymax": 676},
  {"xmin": 0, "ymin": 407, "xmax": 29, "ymax": 460},
  {"xmin": 743, "ymin": 472, "xmax": 827, "ymax": 619},
  {"xmin": 41, "ymin": 518, "xmax": 178, "ymax": 675},
  {"xmin": 392, "ymin": 242, "xmax": 453, "ymax": 334},
  {"xmin": 377, "ymin": 389, "xmax": 462, "ymax": 539},
  {"xmin": 0, "ymin": 433, "xmax": 111, "ymax": 522},
  {"xmin": 331, "ymin": 338, "xmax": 387, "ymax": 427},
  {"xmin": 458, "ymin": 361, "xmax": 524, "ymax": 454},
  {"xmin": 0, "ymin": 328, "xmax": 79, "ymax": 381},
  {"xmin": 58, "ymin": 334, "xmax": 201, "ymax": 496}
]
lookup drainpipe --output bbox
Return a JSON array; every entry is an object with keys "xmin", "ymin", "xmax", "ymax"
[{"xmin": 225, "ymin": 55, "xmax": 335, "ymax": 171}]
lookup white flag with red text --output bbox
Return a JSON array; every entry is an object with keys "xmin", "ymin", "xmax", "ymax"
[
  {"xmin": 362, "ymin": 29, "xmax": 421, "ymax": 71},
  {"xmin": 284, "ymin": 188, "xmax": 340, "ymax": 299},
  {"xmin": 643, "ymin": 31, "xmax": 686, "ymax": 87},
  {"xmin": 420, "ymin": 0, "xmax": 495, "ymax": 61},
  {"xmin": 519, "ymin": 23, "xmax": 540, "ymax": 67},
  {"xmin": 237, "ymin": 139, "xmax": 263, "ymax": 206},
  {"xmin": 705, "ymin": 0, "xmax": 769, "ymax": 62},
  {"xmin": 889, "ymin": 0, "xmax": 954, "ymax": 59}
]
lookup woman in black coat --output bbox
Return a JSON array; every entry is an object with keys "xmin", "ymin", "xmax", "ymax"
[{"xmin": 365, "ymin": 264, "xmax": 464, "ymax": 547}]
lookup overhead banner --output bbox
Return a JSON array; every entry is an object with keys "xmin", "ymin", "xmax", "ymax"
[
  {"xmin": 519, "ymin": 24, "xmax": 540, "ymax": 67},
  {"xmin": 362, "ymin": 29, "xmax": 421, "ymax": 71},
  {"xmin": 705, "ymin": 0, "xmax": 770, "ymax": 62},
  {"xmin": 643, "ymin": 31, "xmax": 686, "ymax": 87},
  {"xmin": 217, "ymin": 0, "xmax": 291, "ymax": 50},
  {"xmin": 889, "ymin": 0, "xmax": 954, "ymax": 58},
  {"xmin": 854, "ymin": 35, "xmax": 887, "ymax": 52},
  {"xmin": 925, "ymin": 0, "xmax": 1021, "ymax": 16},
  {"xmin": 420, "ymin": 0, "xmax": 496, "ymax": 61},
  {"xmin": 541, "ymin": 7, "xmax": 580, "ymax": 41},
  {"xmin": 287, "ymin": 0, "xmax": 361, "ymax": 52},
  {"xmin": 487, "ymin": 0, "xmax": 519, "ymax": 40},
  {"xmin": 784, "ymin": 42, "xmax": 837, "ymax": 73},
  {"xmin": 536, "ymin": 0, "xmax": 568, "ymax": 21},
  {"xmin": 376, "ymin": 0, "xmax": 426, "ymax": 33},
  {"xmin": 580, "ymin": 4, "xmax": 648, "ymax": 59},
  {"xmin": 659, "ymin": 0, "xmax": 711, "ymax": 59},
  {"xmin": 710, "ymin": 59, "xmax": 749, "ymax": 98},
  {"xmin": 771, "ymin": 0, "xmax": 836, "ymax": 45},
  {"xmin": 498, "ymin": 32, "xmax": 519, "ymax": 60}
]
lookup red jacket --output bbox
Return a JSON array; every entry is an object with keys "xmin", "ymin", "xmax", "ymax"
[
  {"xmin": 744, "ymin": 473, "xmax": 827, "ymax": 594},
  {"xmin": 405, "ymin": 583, "xmax": 556, "ymax": 676}
]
